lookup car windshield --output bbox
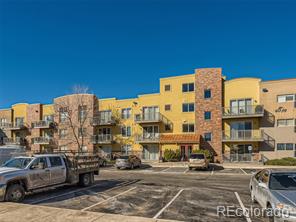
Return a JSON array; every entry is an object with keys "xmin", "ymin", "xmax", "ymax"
[
  {"xmin": 190, "ymin": 154, "xmax": 205, "ymax": 159},
  {"xmin": 2, "ymin": 158, "xmax": 33, "ymax": 169},
  {"xmin": 269, "ymin": 173, "xmax": 296, "ymax": 190},
  {"xmin": 118, "ymin": 156, "xmax": 129, "ymax": 160}
]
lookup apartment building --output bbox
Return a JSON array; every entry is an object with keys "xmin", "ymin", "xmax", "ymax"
[{"xmin": 0, "ymin": 68, "xmax": 295, "ymax": 163}]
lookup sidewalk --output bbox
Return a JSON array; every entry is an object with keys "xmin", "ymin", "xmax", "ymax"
[
  {"xmin": 0, "ymin": 203, "xmax": 178, "ymax": 222},
  {"xmin": 142, "ymin": 161, "xmax": 296, "ymax": 169}
]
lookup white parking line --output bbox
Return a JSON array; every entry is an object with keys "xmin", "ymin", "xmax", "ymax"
[
  {"xmin": 153, "ymin": 189, "xmax": 184, "ymax": 219},
  {"xmin": 81, "ymin": 186, "xmax": 137, "ymax": 211},
  {"xmin": 183, "ymin": 168, "xmax": 189, "ymax": 174},
  {"xmin": 160, "ymin": 167, "xmax": 171, "ymax": 172},
  {"xmin": 234, "ymin": 192, "xmax": 252, "ymax": 222},
  {"xmin": 240, "ymin": 168, "xmax": 248, "ymax": 175},
  {"xmin": 29, "ymin": 180, "xmax": 130, "ymax": 204},
  {"xmin": 211, "ymin": 168, "xmax": 214, "ymax": 175}
]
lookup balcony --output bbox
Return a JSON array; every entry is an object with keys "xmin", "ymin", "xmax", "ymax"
[
  {"xmin": 92, "ymin": 134, "xmax": 114, "ymax": 144},
  {"xmin": 32, "ymin": 120, "xmax": 54, "ymax": 128},
  {"xmin": 222, "ymin": 105, "xmax": 264, "ymax": 119},
  {"xmin": 31, "ymin": 137, "xmax": 53, "ymax": 145},
  {"xmin": 135, "ymin": 133, "xmax": 160, "ymax": 143},
  {"xmin": 222, "ymin": 129, "xmax": 264, "ymax": 142},
  {"xmin": 91, "ymin": 117, "xmax": 116, "ymax": 126},
  {"xmin": 134, "ymin": 112, "xmax": 163, "ymax": 124},
  {"xmin": 1, "ymin": 122, "xmax": 27, "ymax": 130},
  {"xmin": 3, "ymin": 137, "xmax": 26, "ymax": 145}
]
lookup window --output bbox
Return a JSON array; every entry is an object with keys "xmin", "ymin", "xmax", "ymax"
[
  {"xmin": 164, "ymin": 104, "xmax": 171, "ymax": 111},
  {"xmin": 277, "ymin": 119, "xmax": 294, "ymax": 127},
  {"xmin": 59, "ymin": 107, "xmax": 68, "ymax": 122},
  {"xmin": 43, "ymin": 115, "xmax": 54, "ymax": 122},
  {"xmin": 78, "ymin": 105, "xmax": 87, "ymax": 121},
  {"xmin": 230, "ymin": 99, "xmax": 252, "ymax": 114},
  {"xmin": 277, "ymin": 94, "xmax": 295, "ymax": 103},
  {"xmin": 121, "ymin": 108, "xmax": 131, "ymax": 119},
  {"xmin": 30, "ymin": 157, "xmax": 47, "ymax": 169},
  {"xmin": 99, "ymin": 110, "xmax": 112, "ymax": 123},
  {"xmin": 204, "ymin": 89, "xmax": 211, "ymax": 99},
  {"xmin": 182, "ymin": 83, "xmax": 194, "ymax": 92},
  {"xmin": 165, "ymin": 124, "xmax": 172, "ymax": 131},
  {"xmin": 277, "ymin": 143, "xmax": 294, "ymax": 151},
  {"xmin": 121, "ymin": 126, "xmax": 131, "ymax": 137},
  {"xmin": 0, "ymin": 118, "xmax": 7, "ymax": 127},
  {"xmin": 204, "ymin": 111, "xmax": 211, "ymax": 120},
  {"xmin": 204, "ymin": 133, "xmax": 212, "ymax": 141},
  {"xmin": 182, "ymin": 103, "xmax": 195, "ymax": 112},
  {"xmin": 98, "ymin": 128, "xmax": 111, "ymax": 135},
  {"xmin": 78, "ymin": 128, "xmax": 87, "ymax": 138},
  {"xmin": 59, "ymin": 146, "xmax": 68, "ymax": 151},
  {"xmin": 49, "ymin": 157, "xmax": 63, "ymax": 167},
  {"xmin": 15, "ymin": 117, "xmax": 24, "ymax": 127},
  {"xmin": 59, "ymin": 129, "xmax": 67, "ymax": 139},
  {"xmin": 164, "ymin": 84, "xmax": 171, "ymax": 91},
  {"xmin": 121, "ymin": 144, "xmax": 131, "ymax": 155},
  {"xmin": 182, "ymin": 123, "xmax": 195, "ymax": 133}
]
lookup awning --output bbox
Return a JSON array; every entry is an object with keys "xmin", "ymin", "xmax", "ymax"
[{"xmin": 160, "ymin": 134, "xmax": 199, "ymax": 144}]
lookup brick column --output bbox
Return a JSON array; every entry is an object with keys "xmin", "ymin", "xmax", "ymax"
[{"xmin": 195, "ymin": 68, "xmax": 223, "ymax": 163}]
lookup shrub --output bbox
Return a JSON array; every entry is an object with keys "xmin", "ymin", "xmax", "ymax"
[
  {"xmin": 191, "ymin": 149, "xmax": 213, "ymax": 161},
  {"xmin": 265, "ymin": 157, "xmax": 296, "ymax": 166},
  {"xmin": 163, "ymin": 149, "xmax": 180, "ymax": 162}
]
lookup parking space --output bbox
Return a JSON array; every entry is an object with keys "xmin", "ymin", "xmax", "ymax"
[{"xmin": 20, "ymin": 167, "xmax": 269, "ymax": 222}]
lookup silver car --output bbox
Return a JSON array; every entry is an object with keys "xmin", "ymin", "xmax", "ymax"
[
  {"xmin": 115, "ymin": 155, "xmax": 141, "ymax": 169},
  {"xmin": 250, "ymin": 169, "xmax": 296, "ymax": 222}
]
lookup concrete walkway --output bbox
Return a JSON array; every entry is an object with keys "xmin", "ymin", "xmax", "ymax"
[
  {"xmin": 142, "ymin": 161, "xmax": 296, "ymax": 169},
  {"xmin": 0, "ymin": 203, "xmax": 178, "ymax": 222}
]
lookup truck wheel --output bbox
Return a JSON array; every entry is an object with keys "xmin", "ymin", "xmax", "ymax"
[
  {"xmin": 5, "ymin": 184, "xmax": 25, "ymax": 202},
  {"xmin": 79, "ymin": 173, "xmax": 91, "ymax": 187}
]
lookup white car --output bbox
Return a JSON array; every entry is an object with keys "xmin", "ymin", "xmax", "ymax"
[{"xmin": 249, "ymin": 169, "xmax": 296, "ymax": 222}]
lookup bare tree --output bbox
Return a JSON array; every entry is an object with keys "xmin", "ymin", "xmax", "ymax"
[{"xmin": 54, "ymin": 85, "xmax": 95, "ymax": 152}]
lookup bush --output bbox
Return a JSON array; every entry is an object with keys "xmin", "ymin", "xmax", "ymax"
[
  {"xmin": 265, "ymin": 157, "xmax": 296, "ymax": 166},
  {"xmin": 163, "ymin": 149, "xmax": 180, "ymax": 162},
  {"xmin": 191, "ymin": 149, "xmax": 213, "ymax": 161}
]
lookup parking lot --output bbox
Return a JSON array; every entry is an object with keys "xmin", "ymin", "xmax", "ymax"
[{"xmin": 14, "ymin": 165, "xmax": 269, "ymax": 222}]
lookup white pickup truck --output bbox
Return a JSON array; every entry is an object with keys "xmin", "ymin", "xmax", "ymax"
[{"xmin": 0, "ymin": 152, "xmax": 100, "ymax": 202}]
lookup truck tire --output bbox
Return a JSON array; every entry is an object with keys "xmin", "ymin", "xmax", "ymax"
[
  {"xmin": 79, "ymin": 173, "xmax": 91, "ymax": 187},
  {"xmin": 5, "ymin": 184, "xmax": 25, "ymax": 202}
]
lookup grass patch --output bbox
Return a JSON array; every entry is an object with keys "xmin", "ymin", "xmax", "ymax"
[{"xmin": 265, "ymin": 157, "xmax": 296, "ymax": 166}]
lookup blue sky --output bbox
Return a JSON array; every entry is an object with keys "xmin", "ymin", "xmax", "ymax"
[{"xmin": 0, "ymin": 0, "xmax": 295, "ymax": 108}]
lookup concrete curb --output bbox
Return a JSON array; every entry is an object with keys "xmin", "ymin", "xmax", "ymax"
[{"xmin": 0, "ymin": 203, "xmax": 179, "ymax": 222}]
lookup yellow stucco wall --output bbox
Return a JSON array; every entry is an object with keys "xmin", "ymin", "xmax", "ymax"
[
  {"xmin": 12, "ymin": 103, "xmax": 28, "ymax": 122},
  {"xmin": 224, "ymin": 78, "xmax": 261, "ymax": 107},
  {"xmin": 42, "ymin": 104, "xmax": 54, "ymax": 117},
  {"xmin": 98, "ymin": 73, "xmax": 196, "ymax": 152}
]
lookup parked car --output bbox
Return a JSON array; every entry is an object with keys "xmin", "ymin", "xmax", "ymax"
[
  {"xmin": 115, "ymin": 155, "xmax": 141, "ymax": 169},
  {"xmin": 0, "ymin": 152, "xmax": 100, "ymax": 202},
  {"xmin": 250, "ymin": 169, "xmax": 296, "ymax": 222},
  {"xmin": 0, "ymin": 146, "xmax": 26, "ymax": 165},
  {"xmin": 188, "ymin": 153, "xmax": 209, "ymax": 170},
  {"xmin": 99, "ymin": 156, "xmax": 107, "ymax": 167}
]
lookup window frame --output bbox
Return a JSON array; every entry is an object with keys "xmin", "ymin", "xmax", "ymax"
[
  {"xmin": 277, "ymin": 94, "xmax": 295, "ymax": 103},
  {"xmin": 182, "ymin": 123, "xmax": 195, "ymax": 133},
  {"xmin": 204, "ymin": 132, "xmax": 212, "ymax": 142},
  {"xmin": 204, "ymin": 111, "xmax": 212, "ymax": 120},
  {"xmin": 164, "ymin": 104, "xmax": 171, "ymax": 111},
  {"xmin": 164, "ymin": 84, "xmax": 171, "ymax": 92},
  {"xmin": 182, "ymin": 103, "xmax": 195, "ymax": 112},
  {"xmin": 182, "ymin": 83, "xmax": 195, "ymax": 93},
  {"xmin": 204, "ymin": 89, "xmax": 212, "ymax": 99},
  {"xmin": 121, "ymin": 126, "xmax": 132, "ymax": 137}
]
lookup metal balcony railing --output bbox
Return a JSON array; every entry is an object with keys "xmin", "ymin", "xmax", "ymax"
[
  {"xmin": 31, "ymin": 120, "xmax": 54, "ymax": 128},
  {"xmin": 222, "ymin": 105, "xmax": 264, "ymax": 118},
  {"xmin": 92, "ymin": 134, "xmax": 113, "ymax": 144},
  {"xmin": 3, "ymin": 137, "xmax": 26, "ymax": 145},
  {"xmin": 222, "ymin": 129, "xmax": 264, "ymax": 142},
  {"xmin": 223, "ymin": 153, "xmax": 253, "ymax": 162},
  {"xmin": 31, "ymin": 137, "xmax": 53, "ymax": 144},
  {"xmin": 1, "ymin": 122, "xmax": 27, "ymax": 129},
  {"xmin": 91, "ymin": 117, "xmax": 116, "ymax": 126},
  {"xmin": 134, "ymin": 112, "xmax": 163, "ymax": 123},
  {"xmin": 135, "ymin": 133, "xmax": 160, "ymax": 143}
]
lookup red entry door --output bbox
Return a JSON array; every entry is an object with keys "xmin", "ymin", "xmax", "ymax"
[{"xmin": 180, "ymin": 145, "xmax": 193, "ymax": 161}]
